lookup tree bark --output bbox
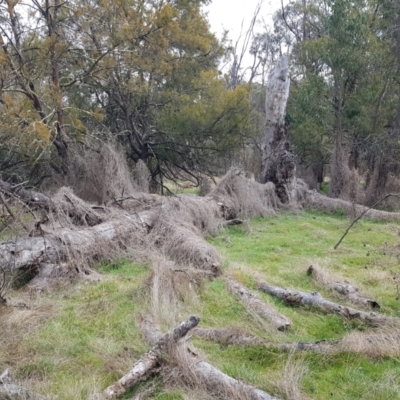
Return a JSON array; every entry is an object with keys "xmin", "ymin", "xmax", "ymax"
[
  {"xmin": 192, "ymin": 327, "xmax": 339, "ymax": 353},
  {"xmin": 258, "ymin": 281, "xmax": 399, "ymax": 327},
  {"xmin": 307, "ymin": 266, "xmax": 380, "ymax": 309},
  {"xmin": 102, "ymin": 315, "xmax": 200, "ymax": 399},
  {"xmin": 226, "ymin": 278, "xmax": 291, "ymax": 331},
  {"xmin": 139, "ymin": 317, "xmax": 280, "ymax": 400},
  {"xmin": 260, "ymin": 55, "xmax": 296, "ymax": 204}
]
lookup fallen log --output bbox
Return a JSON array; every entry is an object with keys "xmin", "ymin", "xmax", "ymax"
[
  {"xmin": 192, "ymin": 327, "xmax": 339, "ymax": 353},
  {"xmin": 307, "ymin": 265, "xmax": 380, "ymax": 309},
  {"xmin": 226, "ymin": 278, "xmax": 291, "ymax": 331},
  {"xmin": 0, "ymin": 213, "xmax": 151, "ymax": 272},
  {"xmin": 258, "ymin": 281, "xmax": 398, "ymax": 327},
  {"xmin": 0, "ymin": 384, "xmax": 46, "ymax": 400},
  {"xmin": 304, "ymin": 189, "xmax": 400, "ymax": 221},
  {"xmin": 102, "ymin": 315, "xmax": 200, "ymax": 399},
  {"xmin": 0, "ymin": 369, "xmax": 45, "ymax": 400},
  {"xmin": 139, "ymin": 317, "xmax": 280, "ymax": 400},
  {"xmin": 193, "ymin": 360, "xmax": 279, "ymax": 400}
]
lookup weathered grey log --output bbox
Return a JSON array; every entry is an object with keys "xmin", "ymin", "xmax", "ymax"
[
  {"xmin": 0, "ymin": 213, "xmax": 151, "ymax": 272},
  {"xmin": 330, "ymin": 283, "xmax": 380, "ymax": 309},
  {"xmin": 192, "ymin": 327, "xmax": 338, "ymax": 353},
  {"xmin": 260, "ymin": 55, "xmax": 296, "ymax": 204},
  {"xmin": 304, "ymin": 189, "xmax": 400, "ymax": 221},
  {"xmin": 226, "ymin": 278, "xmax": 291, "ymax": 331},
  {"xmin": 140, "ymin": 318, "xmax": 280, "ymax": 400},
  {"xmin": 307, "ymin": 266, "xmax": 380, "ymax": 309},
  {"xmin": 258, "ymin": 281, "xmax": 398, "ymax": 327},
  {"xmin": 192, "ymin": 361, "xmax": 279, "ymax": 400},
  {"xmin": 0, "ymin": 384, "xmax": 45, "ymax": 400},
  {"xmin": 102, "ymin": 315, "xmax": 200, "ymax": 399}
]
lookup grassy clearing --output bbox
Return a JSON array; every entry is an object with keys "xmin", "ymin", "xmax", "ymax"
[{"xmin": 1, "ymin": 210, "xmax": 400, "ymax": 399}]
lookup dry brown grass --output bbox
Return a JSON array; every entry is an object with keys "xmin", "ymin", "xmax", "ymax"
[
  {"xmin": 272, "ymin": 352, "xmax": 310, "ymax": 400},
  {"xmin": 210, "ymin": 170, "xmax": 278, "ymax": 219},
  {"xmin": 338, "ymin": 328, "xmax": 400, "ymax": 359}
]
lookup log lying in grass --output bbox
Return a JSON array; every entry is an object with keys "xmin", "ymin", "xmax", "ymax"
[
  {"xmin": 140, "ymin": 317, "xmax": 280, "ymax": 400},
  {"xmin": 102, "ymin": 315, "xmax": 200, "ymax": 399},
  {"xmin": 192, "ymin": 360, "xmax": 279, "ymax": 400},
  {"xmin": 258, "ymin": 281, "xmax": 398, "ymax": 327},
  {"xmin": 192, "ymin": 327, "xmax": 339, "ymax": 353},
  {"xmin": 307, "ymin": 265, "xmax": 380, "ymax": 309},
  {"xmin": 0, "ymin": 384, "xmax": 46, "ymax": 400},
  {"xmin": 0, "ymin": 369, "xmax": 45, "ymax": 400},
  {"xmin": 303, "ymin": 189, "xmax": 400, "ymax": 221},
  {"xmin": 0, "ymin": 213, "xmax": 150, "ymax": 272},
  {"xmin": 226, "ymin": 278, "xmax": 291, "ymax": 331}
]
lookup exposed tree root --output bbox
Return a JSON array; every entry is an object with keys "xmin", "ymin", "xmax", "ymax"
[
  {"xmin": 307, "ymin": 265, "xmax": 380, "ymax": 309},
  {"xmin": 258, "ymin": 281, "xmax": 399, "ymax": 327},
  {"xmin": 226, "ymin": 278, "xmax": 291, "ymax": 331}
]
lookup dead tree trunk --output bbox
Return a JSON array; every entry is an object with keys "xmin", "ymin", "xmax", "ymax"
[
  {"xmin": 226, "ymin": 278, "xmax": 291, "ymax": 331},
  {"xmin": 260, "ymin": 55, "xmax": 296, "ymax": 204},
  {"xmin": 102, "ymin": 315, "xmax": 200, "ymax": 399},
  {"xmin": 307, "ymin": 265, "xmax": 380, "ymax": 309},
  {"xmin": 139, "ymin": 317, "xmax": 280, "ymax": 400},
  {"xmin": 258, "ymin": 281, "xmax": 399, "ymax": 327}
]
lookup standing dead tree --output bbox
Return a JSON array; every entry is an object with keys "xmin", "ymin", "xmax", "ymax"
[{"xmin": 260, "ymin": 55, "xmax": 296, "ymax": 204}]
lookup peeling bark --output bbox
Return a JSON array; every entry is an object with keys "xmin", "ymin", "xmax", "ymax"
[
  {"xmin": 226, "ymin": 278, "xmax": 291, "ymax": 331},
  {"xmin": 258, "ymin": 281, "xmax": 398, "ymax": 327}
]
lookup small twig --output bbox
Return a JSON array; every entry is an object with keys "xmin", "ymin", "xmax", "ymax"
[
  {"xmin": 0, "ymin": 192, "xmax": 15, "ymax": 218},
  {"xmin": 334, "ymin": 193, "xmax": 400, "ymax": 250},
  {"xmin": 10, "ymin": 180, "xmax": 29, "ymax": 190}
]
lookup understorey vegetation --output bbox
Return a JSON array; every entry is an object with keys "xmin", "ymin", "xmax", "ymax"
[
  {"xmin": 1, "ymin": 210, "xmax": 400, "ymax": 399},
  {"xmin": 2, "ymin": 0, "xmax": 400, "ymax": 399}
]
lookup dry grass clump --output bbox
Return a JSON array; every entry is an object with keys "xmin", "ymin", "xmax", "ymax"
[
  {"xmin": 148, "ymin": 196, "xmax": 222, "ymax": 273},
  {"xmin": 308, "ymin": 263, "xmax": 366, "ymax": 295},
  {"xmin": 338, "ymin": 328, "xmax": 400, "ymax": 359},
  {"xmin": 149, "ymin": 258, "xmax": 203, "ymax": 329},
  {"xmin": 66, "ymin": 142, "xmax": 141, "ymax": 203},
  {"xmin": 272, "ymin": 353, "xmax": 310, "ymax": 400},
  {"xmin": 210, "ymin": 170, "xmax": 278, "ymax": 219}
]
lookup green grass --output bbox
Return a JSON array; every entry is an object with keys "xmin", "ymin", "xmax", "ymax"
[{"xmin": 2, "ymin": 211, "xmax": 400, "ymax": 399}]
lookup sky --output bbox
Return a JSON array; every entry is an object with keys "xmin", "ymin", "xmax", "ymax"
[
  {"xmin": 204, "ymin": 0, "xmax": 284, "ymax": 43},
  {"xmin": 204, "ymin": 0, "xmax": 286, "ymax": 73}
]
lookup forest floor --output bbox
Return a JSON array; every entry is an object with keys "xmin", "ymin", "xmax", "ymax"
[{"xmin": 1, "ymin": 209, "xmax": 400, "ymax": 399}]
